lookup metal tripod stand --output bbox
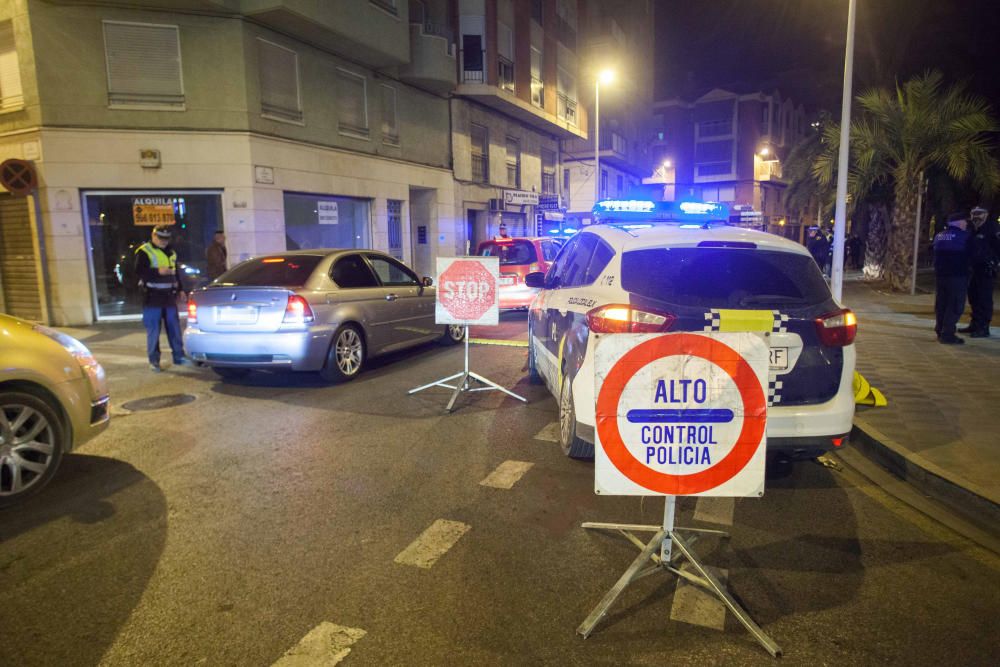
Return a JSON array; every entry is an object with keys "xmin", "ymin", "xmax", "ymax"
[
  {"xmin": 408, "ymin": 325, "xmax": 526, "ymax": 412},
  {"xmin": 577, "ymin": 496, "xmax": 781, "ymax": 657}
]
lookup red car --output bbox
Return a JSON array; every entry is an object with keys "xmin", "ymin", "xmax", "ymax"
[{"xmin": 476, "ymin": 236, "xmax": 564, "ymax": 310}]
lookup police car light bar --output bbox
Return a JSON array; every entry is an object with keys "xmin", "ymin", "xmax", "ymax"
[{"xmin": 593, "ymin": 199, "xmax": 729, "ymax": 224}]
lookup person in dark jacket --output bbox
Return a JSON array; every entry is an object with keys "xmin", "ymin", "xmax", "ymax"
[
  {"xmin": 959, "ymin": 206, "xmax": 1000, "ymax": 337},
  {"xmin": 206, "ymin": 229, "xmax": 229, "ymax": 281},
  {"xmin": 933, "ymin": 212, "xmax": 972, "ymax": 344},
  {"xmin": 807, "ymin": 228, "xmax": 831, "ymax": 275},
  {"xmin": 135, "ymin": 225, "xmax": 189, "ymax": 371}
]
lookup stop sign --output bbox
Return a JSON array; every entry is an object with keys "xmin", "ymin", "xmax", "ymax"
[{"xmin": 435, "ymin": 257, "xmax": 499, "ymax": 325}]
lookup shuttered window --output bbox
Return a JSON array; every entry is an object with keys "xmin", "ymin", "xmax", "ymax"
[
  {"xmin": 103, "ymin": 21, "xmax": 184, "ymax": 108},
  {"xmin": 0, "ymin": 21, "xmax": 23, "ymax": 111},
  {"xmin": 337, "ymin": 68, "xmax": 368, "ymax": 137},
  {"xmin": 380, "ymin": 84, "xmax": 398, "ymax": 145},
  {"xmin": 258, "ymin": 38, "xmax": 302, "ymax": 122}
]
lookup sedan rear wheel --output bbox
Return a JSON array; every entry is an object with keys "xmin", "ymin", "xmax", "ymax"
[
  {"xmin": 321, "ymin": 325, "xmax": 365, "ymax": 383},
  {"xmin": 559, "ymin": 375, "xmax": 594, "ymax": 459},
  {"xmin": 0, "ymin": 391, "xmax": 66, "ymax": 507},
  {"xmin": 440, "ymin": 324, "xmax": 466, "ymax": 345}
]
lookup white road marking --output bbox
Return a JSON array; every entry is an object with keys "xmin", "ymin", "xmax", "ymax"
[
  {"xmin": 394, "ymin": 519, "xmax": 471, "ymax": 569},
  {"xmin": 271, "ymin": 622, "xmax": 366, "ymax": 667},
  {"xmin": 533, "ymin": 422, "xmax": 560, "ymax": 443},
  {"xmin": 479, "ymin": 460, "xmax": 534, "ymax": 489},
  {"xmin": 693, "ymin": 497, "xmax": 735, "ymax": 526},
  {"xmin": 669, "ymin": 563, "xmax": 729, "ymax": 631}
]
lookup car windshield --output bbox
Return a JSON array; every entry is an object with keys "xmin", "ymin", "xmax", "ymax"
[
  {"xmin": 478, "ymin": 240, "xmax": 538, "ymax": 265},
  {"xmin": 216, "ymin": 255, "xmax": 324, "ymax": 287},
  {"xmin": 620, "ymin": 247, "xmax": 831, "ymax": 309}
]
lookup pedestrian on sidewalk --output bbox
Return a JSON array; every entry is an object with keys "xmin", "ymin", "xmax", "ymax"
[
  {"xmin": 206, "ymin": 229, "xmax": 229, "ymax": 281},
  {"xmin": 808, "ymin": 228, "xmax": 831, "ymax": 276},
  {"xmin": 135, "ymin": 225, "xmax": 191, "ymax": 371},
  {"xmin": 959, "ymin": 206, "xmax": 1000, "ymax": 337},
  {"xmin": 933, "ymin": 212, "xmax": 972, "ymax": 345}
]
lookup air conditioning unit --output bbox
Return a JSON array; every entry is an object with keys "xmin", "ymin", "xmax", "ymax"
[{"xmin": 489, "ymin": 198, "xmax": 506, "ymax": 212}]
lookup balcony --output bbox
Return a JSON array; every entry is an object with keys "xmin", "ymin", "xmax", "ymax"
[
  {"xmin": 239, "ymin": 0, "xmax": 410, "ymax": 67},
  {"xmin": 399, "ymin": 23, "xmax": 457, "ymax": 95},
  {"xmin": 563, "ymin": 131, "xmax": 639, "ymax": 173},
  {"xmin": 756, "ymin": 158, "xmax": 784, "ymax": 182},
  {"xmin": 457, "ymin": 52, "xmax": 587, "ymax": 140}
]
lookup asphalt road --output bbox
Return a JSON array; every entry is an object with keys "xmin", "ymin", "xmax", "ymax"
[{"xmin": 2, "ymin": 314, "xmax": 998, "ymax": 666}]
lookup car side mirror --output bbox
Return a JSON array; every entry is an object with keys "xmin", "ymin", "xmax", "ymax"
[
  {"xmin": 422, "ymin": 276, "xmax": 433, "ymax": 287},
  {"xmin": 524, "ymin": 271, "xmax": 546, "ymax": 289}
]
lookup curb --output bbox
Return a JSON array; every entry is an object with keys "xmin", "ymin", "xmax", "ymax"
[{"xmin": 851, "ymin": 417, "xmax": 1000, "ymax": 537}]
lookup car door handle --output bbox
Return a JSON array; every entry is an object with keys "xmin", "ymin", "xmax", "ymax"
[{"xmin": 385, "ymin": 293, "xmax": 398, "ymax": 301}]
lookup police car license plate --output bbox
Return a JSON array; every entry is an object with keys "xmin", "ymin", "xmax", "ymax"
[
  {"xmin": 500, "ymin": 275, "xmax": 516, "ymax": 286},
  {"xmin": 217, "ymin": 305, "xmax": 258, "ymax": 324},
  {"xmin": 769, "ymin": 347, "xmax": 788, "ymax": 370}
]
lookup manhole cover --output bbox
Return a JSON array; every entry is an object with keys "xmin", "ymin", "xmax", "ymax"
[{"xmin": 121, "ymin": 394, "xmax": 197, "ymax": 412}]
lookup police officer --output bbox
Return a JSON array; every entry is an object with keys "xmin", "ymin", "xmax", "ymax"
[
  {"xmin": 933, "ymin": 212, "xmax": 972, "ymax": 344},
  {"xmin": 959, "ymin": 206, "xmax": 1000, "ymax": 337},
  {"xmin": 135, "ymin": 225, "xmax": 190, "ymax": 371}
]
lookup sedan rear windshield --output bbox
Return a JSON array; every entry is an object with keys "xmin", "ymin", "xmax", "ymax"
[
  {"xmin": 217, "ymin": 256, "xmax": 323, "ymax": 287},
  {"xmin": 478, "ymin": 240, "xmax": 538, "ymax": 265},
  {"xmin": 621, "ymin": 247, "xmax": 831, "ymax": 309}
]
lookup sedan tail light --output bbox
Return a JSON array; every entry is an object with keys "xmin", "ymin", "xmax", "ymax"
[
  {"xmin": 187, "ymin": 299, "xmax": 197, "ymax": 324},
  {"xmin": 815, "ymin": 308, "xmax": 857, "ymax": 346},
  {"xmin": 284, "ymin": 294, "xmax": 315, "ymax": 324},
  {"xmin": 587, "ymin": 304, "xmax": 676, "ymax": 334}
]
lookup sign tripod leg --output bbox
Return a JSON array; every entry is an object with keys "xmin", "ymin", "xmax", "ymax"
[
  {"xmin": 577, "ymin": 496, "xmax": 781, "ymax": 658},
  {"xmin": 408, "ymin": 326, "xmax": 527, "ymax": 412}
]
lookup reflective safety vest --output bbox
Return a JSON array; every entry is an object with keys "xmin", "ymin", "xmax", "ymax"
[{"xmin": 137, "ymin": 242, "xmax": 178, "ymax": 290}]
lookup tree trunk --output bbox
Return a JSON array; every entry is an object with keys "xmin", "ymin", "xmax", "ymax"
[
  {"xmin": 863, "ymin": 204, "xmax": 888, "ymax": 280},
  {"xmin": 886, "ymin": 184, "xmax": 919, "ymax": 291}
]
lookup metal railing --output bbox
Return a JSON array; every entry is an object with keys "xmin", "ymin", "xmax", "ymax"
[
  {"xmin": 531, "ymin": 76, "xmax": 544, "ymax": 107},
  {"xmin": 498, "ymin": 55, "xmax": 515, "ymax": 93},
  {"xmin": 506, "ymin": 163, "xmax": 520, "ymax": 188},
  {"xmin": 471, "ymin": 154, "xmax": 488, "ymax": 183},
  {"xmin": 557, "ymin": 93, "xmax": 577, "ymax": 125},
  {"xmin": 541, "ymin": 172, "xmax": 556, "ymax": 195},
  {"xmin": 420, "ymin": 21, "xmax": 454, "ymax": 44},
  {"xmin": 460, "ymin": 49, "xmax": 485, "ymax": 83}
]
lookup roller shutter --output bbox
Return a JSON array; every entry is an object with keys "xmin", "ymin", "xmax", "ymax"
[{"xmin": 0, "ymin": 194, "xmax": 42, "ymax": 321}]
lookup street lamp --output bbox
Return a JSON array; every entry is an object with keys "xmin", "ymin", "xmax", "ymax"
[{"xmin": 595, "ymin": 68, "xmax": 615, "ymax": 206}]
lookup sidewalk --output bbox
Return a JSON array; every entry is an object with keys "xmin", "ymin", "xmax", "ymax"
[{"xmin": 843, "ymin": 272, "xmax": 1000, "ymax": 534}]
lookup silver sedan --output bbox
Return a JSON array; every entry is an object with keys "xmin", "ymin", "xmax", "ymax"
[{"xmin": 184, "ymin": 250, "xmax": 464, "ymax": 382}]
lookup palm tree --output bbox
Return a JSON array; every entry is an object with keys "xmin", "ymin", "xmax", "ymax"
[
  {"xmin": 783, "ymin": 113, "xmax": 835, "ymax": 227},
  {"xmin": 814, "ymin": 71, "xmax": 1000, "ymax": 291}
]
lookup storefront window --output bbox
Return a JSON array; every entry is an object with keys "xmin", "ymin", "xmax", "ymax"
[
  {"xmin": 283, "ymin": 193, "xmax": 371, "ymax": 251},
  {"xmin": 84, "ymin": 190, "xmax": 223, "ymax": 319}
]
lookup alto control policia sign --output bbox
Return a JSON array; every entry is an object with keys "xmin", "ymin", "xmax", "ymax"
[
  {"xmin": 435, "ymin": 257, "xmax": 500, "ymax": 325},
  {"xmin": 594, "ymin": 332, "xmax": 769, "ymax": 497}
]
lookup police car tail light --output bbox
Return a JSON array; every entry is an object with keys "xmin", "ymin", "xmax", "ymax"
[
  {"xmin": 587, "ymin": 304, "xmax": 676, "ymax": 334},
  {"xmin": 815, "ymin": 308, "xmax": 857, "ymax": 346},
  {"xmin": 187, "ymin": 300, "xmax": 197, "ymax": 324},
  {"xmin": 283, "ymin": 294, "xmax": 314, "ymax": 324}
]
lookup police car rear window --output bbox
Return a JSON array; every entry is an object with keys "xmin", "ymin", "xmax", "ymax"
[
  {"xmin": 620, "ymin": 248, "xmax": 831, "ymax": 308},
  {"xmin": 219, "ymin": 256, "xmax": 324, "ymax": 287},
  {"xmin": 478, "ymin": 240, "xmax": 538, "ymax": 265}
]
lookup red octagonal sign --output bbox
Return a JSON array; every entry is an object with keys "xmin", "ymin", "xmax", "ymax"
[{"xmin": 436, "ymin": 258, "xmax": 499, "ymax": 325}]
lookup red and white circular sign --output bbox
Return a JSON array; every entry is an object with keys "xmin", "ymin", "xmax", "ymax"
[
  {"xmin": 594, "ymin": 332, "xmax": 770, "ymax": 497},
  {"xmin": 435, "ymin": 257, "xmax": 500, "ymax": 325}
]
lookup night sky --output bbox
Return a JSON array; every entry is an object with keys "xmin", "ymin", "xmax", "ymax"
[{"xmin": 655, "ymin": 0, "xmax": 1000, "ymax": 113}]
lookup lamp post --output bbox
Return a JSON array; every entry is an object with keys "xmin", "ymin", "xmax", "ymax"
[
  {"xmin": 831, "ymin": 0, "xmax": 857, "ymax": 302},
  {"xmin": 595, "ymin": 68, "xmax": 615, "ymax": 207}
]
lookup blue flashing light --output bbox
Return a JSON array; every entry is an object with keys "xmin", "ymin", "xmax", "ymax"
[
  {"xmin": 592, "ymin": 199, "xmax": 729, "ymax": 224},
  {"xmin": 594, "ymin": 199, "xmax": 657, "ymax": 214},
  {"xmin": 679, "ymin": 224, "xmax": 703, "ymax": 229}
]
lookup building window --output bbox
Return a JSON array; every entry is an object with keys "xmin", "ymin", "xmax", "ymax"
[
  {"xmin": 505, "ymin": 137, "xmax": 521, "ymax": 188},
  {"xmin": 257, "ymin": 38, "xmax": 301, "ymax": 122},
  {"xmin": 541, "ymin": 149, "xmax": 556, "ymax": 194},
  {"xmin": 563, "ymin": 168, "xmax": 570, "ymax": 194},
  {"xmin": 381, "ymin": 84, "xmax": 398, "ymax": 145},
  {"xmin": 697, "ymin": 119, "xmax": 731, "ymax": 138},
  {"xmin": 616, "ymin": 174, "xmax": 623, "ymax": 196},
  {"xmin": 557, "ymin": 66, "xmax": 577, "ymax": 125},
  {"xmin": 0, "ymin": 21, "xmax": 23, "ymax": 111},
  {"xmin": 387, "ymin": 199, "xmax": 403, "ymax": 259},
  {"xmin": 530, "ymin": 46, "xmax": 543, "ymax": 107},
  {"xmin": 370, "ymin": 0, "xmax": 398, "ymax": 15},
  {"xmin": 600, "ymin": 169, "xmax": 608, "ymax": 199},
  {"xmin": 471, "ymin": 123, "xmax": 489, "ymax": 184},
  {"xmin": 104, "ymin": 21, "xmax": 184, "ymax": 109},
  {"xmin": 695, "ymin": 139, "xmax": 734, "ymax": 179},
  {"xmin": 284, "ymin": 192, "xmax": 371, "ymax": 250},
  {"xmin": 497, "ymin": 22, "xmax": 515, "ymax": 93},
  {"xmin": 531, "ymin": 0, "xmax": 544, "ymax": 24},
  {"xmin": 461, "ymin": 33, "xmax": 484, "ymax": 83},
  {"xmin": 337, "ymin": 68, "xmax": 369, "ymax": 138}
]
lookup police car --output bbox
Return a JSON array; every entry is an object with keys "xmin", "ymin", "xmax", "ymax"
[{"xmin": 525, "ymin": 200, "xmax": 857, "ymax": 459}]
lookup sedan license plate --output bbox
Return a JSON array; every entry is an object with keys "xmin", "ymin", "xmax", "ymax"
[
  {"xmin": 769, "ymin": 346, "xmax": 789, "ymax": 370},
  {"xmin": 217, "ymin": 305, "xmax": 258, "ymax": 324},
  {"xmin": 500, "ymin": 275, "xmax": 516, "ymax": 286}
]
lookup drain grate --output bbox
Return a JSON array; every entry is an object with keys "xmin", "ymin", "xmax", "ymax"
[{"xmin": 121, "ymin": 394, "xmax": 197, "ymax": 412}]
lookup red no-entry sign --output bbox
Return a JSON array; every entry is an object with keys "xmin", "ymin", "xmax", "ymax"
[{"xmin": 435, "ymin": 257, "xmax": 499, "ymax": 325}]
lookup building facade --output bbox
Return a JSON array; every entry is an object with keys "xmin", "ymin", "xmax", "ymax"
[{"xmin": 647, "ymin": 88, "xmax": 809, "ymax": 240}]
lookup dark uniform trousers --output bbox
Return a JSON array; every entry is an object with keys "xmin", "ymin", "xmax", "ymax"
[
  {"xmin": 143, "ymin": 302, "xmax": 184, "ymax": 365},
  {"xmin": 968, "ymin": 266, "xmax": 995, "ymax": 332},
  {"xmin": 935, "ymin": 276, "xmax": 969, "ymax": 338}
]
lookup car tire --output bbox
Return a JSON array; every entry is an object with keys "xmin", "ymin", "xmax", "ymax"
[
  {"xmin": 320, "ymin": 324, "xmax": 366, "ymax": 383},
  {"xmin": 527, "ymin": 323, "xmax": 543, "ymax": 385},
  {"xmin": 559, "ymin": 375, "xmax": 594, "ymax": 460},
  {"xmin": 212, "ymin": 367, "xmax": 250, "ymax": 380},
  {"xmin": 439, "ymin": 324, "xmax": 466, "ymax": 346},
  {"xmin": 0, "ymin": 390, "xmax": 67, "ymax": 508}
]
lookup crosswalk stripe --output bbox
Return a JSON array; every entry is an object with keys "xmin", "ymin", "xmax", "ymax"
[
  {"xmin": 271, "ymin": 622, "xmax": 366, "ymax": 666},
  {"xmin": 533, "ymin": 422, "xmax": 560, "ymax": 443},
  {"xmin": 479, "ymin": 460, "xmax": 534, "ymax": 489},
  {"xmin": 394, "ymin": 519, "xmax": 471, "ymax": 569},
  {"xmin": 669, "ymin": 564, "xmax": 729, "ymax": 631},
  {"xmin": 693, "ymin": 497, "xmax": 735, "ymax": 526}
]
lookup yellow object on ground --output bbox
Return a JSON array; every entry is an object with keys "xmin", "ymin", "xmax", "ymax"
[
  {"xmin": 853, "ymin": 371, "xmax": 887, "ymax": 406},
  {"xmin": 468, "ymin": 338, "xmax": 530, "ymax": 348}
]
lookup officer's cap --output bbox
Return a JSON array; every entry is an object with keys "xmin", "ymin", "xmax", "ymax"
[
  {"xmin": 152, "ymin": 225, "xmax": 173, "ymax": 239},
  {"xmin": 971, "ymin": 206, "xmax": 988, "ymax": 217},
  {"xmin": 947, "ymin": 211, "xmax": 967, "ymax": 223}
]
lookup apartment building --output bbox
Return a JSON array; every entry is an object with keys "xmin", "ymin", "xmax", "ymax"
[
  {"xmin": 0, "ymin": 0, "xmax": 460, "ymax": 324},
  {"xmin": 647, "ymin": 88, "xmax": 809, "ymax": 240},
  {"xmin": 560, "ymin": 0, "xmax": 654, "ymax": 228}
]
